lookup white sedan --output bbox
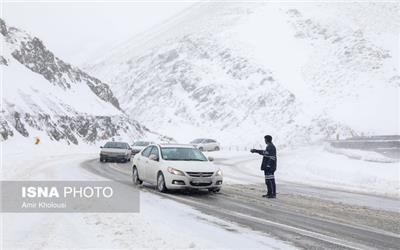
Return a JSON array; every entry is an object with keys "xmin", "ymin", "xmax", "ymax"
[
  {"xmin": 190, "ymin": 138, "xmax": 220, "ymax": 151},
  {"xmin": 131, "ymin": 144, "xmax": 223, "ymax": 192}
]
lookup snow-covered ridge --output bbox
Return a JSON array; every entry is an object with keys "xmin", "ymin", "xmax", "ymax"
[
  {"xmin": 1, "ymin": 19, "xmax": 120, "ymax": 109},
  {"xmin": 86, "ymin": 2, "xmax": 400, "ymax": 146},
  {"xmin": 0, "ymin": 18, "xmax": 164, "ymax": 144}
]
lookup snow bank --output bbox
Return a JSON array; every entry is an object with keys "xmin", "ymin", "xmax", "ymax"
[
  {"xmin": 207, "ymin": 145, "xmax": 400, "ymax": 197},
  {"xmin": 324, "ymin": 145, "xmax": 398, "ymax": 163},
  {"xmin": 278, "ymin": 146, "xmax": 399, "ymax": 197}
]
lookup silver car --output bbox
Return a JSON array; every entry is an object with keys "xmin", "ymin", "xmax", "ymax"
[
  {"xmin": 190, "ymin": 138, "xmax": 220, "ymax": 151},
  {"xmin": 100, "ymin": 141, "xmax": 132, "ymax": 162}
]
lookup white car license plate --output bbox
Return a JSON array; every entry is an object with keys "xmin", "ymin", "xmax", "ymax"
[{"xmin": 192, "ymin": 178, "xmax": 211, "ymax": 184}]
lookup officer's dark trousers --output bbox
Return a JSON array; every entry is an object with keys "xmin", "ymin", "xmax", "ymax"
[{"xmin": 264, "ymin": 170, "xmax": 276, "ymax": 196}]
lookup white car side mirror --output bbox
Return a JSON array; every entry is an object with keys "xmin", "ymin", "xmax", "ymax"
[
  {"xmin": 149, "ymin": 154, "xmax": 159, "ymax": 161},
  {"xmin": 208, "ymin": 156, "xmax": 214, "ymax": 162}
]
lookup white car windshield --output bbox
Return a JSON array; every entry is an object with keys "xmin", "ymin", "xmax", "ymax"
[{"xmin": 161, "ymin": 147, "xmax": 208, "ymax": 161}]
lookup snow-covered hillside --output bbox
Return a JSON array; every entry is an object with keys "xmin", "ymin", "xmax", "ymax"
[
  {"xmin": 0, "ymin": 19, "xmax": 164, "ymax": 145},
  {"xmin": 86, "ymin": 2, "xmax": 399, "ymax": 146}
]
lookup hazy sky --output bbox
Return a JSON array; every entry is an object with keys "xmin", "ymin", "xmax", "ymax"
[{"xmin": 2, "ymin": 1, "xmax": 196, "ymax": 65}]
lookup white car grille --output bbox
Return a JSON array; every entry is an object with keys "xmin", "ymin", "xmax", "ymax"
[{"xmin": 186, "ymin": 172, "xmax": 214, "ymax": 177}]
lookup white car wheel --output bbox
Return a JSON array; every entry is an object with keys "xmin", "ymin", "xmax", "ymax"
[
  {"xmin": 132, "ymin": 167, "xmax": 142, "ymax": 185},
  {"xmin": 157, "ymin": 173, "xmax": 167, "ymax": 193}
]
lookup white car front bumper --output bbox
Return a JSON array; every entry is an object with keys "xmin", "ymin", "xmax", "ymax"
[{"xmin": 164, "ymin": 172, "xmax": 223, "ymax": 190}]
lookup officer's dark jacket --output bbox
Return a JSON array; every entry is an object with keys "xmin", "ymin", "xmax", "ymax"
[{"xmin": 254, "ymin": 143, "xmax": 277, "ymax": 171}]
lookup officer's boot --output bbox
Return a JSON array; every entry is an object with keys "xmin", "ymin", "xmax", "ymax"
[
  {"xmin": 262, "ymin": 178, "xmax": 271, "ymax": 197},
  {"xmin": 271, "ymin": 178, "xmax": 276, "ymax": 198},
  {"xmin": 265, "ymin": 179, "xmax": 273, "ymax": 198}
]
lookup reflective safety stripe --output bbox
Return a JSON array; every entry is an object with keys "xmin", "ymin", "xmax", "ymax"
[
  {"xmin": 262, "ymin": 155, "xmax": 276, "ymax": 161},
  {"xmin": 265, "ymin": 174, "xmax": 275, "ymax": 179}
]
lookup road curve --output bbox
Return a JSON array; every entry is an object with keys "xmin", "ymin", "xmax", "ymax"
[{"xmin": 81, "ymin": 158, "xmax": 400, "ymax": 250}]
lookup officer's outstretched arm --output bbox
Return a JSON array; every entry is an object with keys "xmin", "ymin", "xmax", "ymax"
[{"xmin": 250, "ymin": 149, "xmax": 263, "ymax": 155}]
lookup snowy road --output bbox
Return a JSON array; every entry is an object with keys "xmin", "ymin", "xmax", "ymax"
[{"xmin": 81, "ymin": 157, "xmax": 400, "ymax": 250}]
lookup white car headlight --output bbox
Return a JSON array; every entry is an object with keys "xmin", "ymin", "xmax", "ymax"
[
  {"xmin": 167, "ymin": 167, "xmax": 185, "ymax": 176},
  {"xmin": 216, "ymin": 169, "xmax": 223, "ymax": 176}
]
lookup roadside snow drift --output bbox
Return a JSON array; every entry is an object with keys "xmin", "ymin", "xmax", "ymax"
[{"xmin": 206, "ymin": 146, "xmax": 400, "ymax": 198}]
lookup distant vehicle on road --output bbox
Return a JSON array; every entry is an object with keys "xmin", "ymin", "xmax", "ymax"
[
  {"xmin": 131, "ymin": 140, "xmax": 155, "ymax": 155},
  {"xmin": 131, "ymin": 144, "xmax": 223, "ymax": 193},
  {"xmin": 100, "ymin": 141, "xmax": 132, "ymax": 163},
  {"xmin": 190, "ymin": 138, "xmax": 220, "ymax": 151}
]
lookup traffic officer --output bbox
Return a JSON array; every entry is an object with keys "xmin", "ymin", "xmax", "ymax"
[{"xmin": 250, "ymin": 135, "xmax": 277, "ymax": 198}]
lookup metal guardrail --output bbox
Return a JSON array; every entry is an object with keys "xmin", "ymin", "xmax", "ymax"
[
  {"xmin": 219, "ymin": 145, "xmax": 265, "ymax": 152},
  {"xmin": 327, "ymin": 136, "xmax": 400, "ymax": 159},
  {"xmin": 329, "ymin": 140, "xmax": 400, "ymax": 150}
]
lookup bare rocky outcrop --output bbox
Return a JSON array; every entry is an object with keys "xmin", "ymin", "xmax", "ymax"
[
  {"xmin": 1, "ymin": 111, "xmax": 149, "ymax": 144},
  {"xmin": 0, "ymin": 18, "xmax": 166, "ymax": 144}
]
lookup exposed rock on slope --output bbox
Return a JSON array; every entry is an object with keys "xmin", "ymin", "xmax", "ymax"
[{"xmin": 0, "ymin": 19, "xmax": 162, "ymax": 144}]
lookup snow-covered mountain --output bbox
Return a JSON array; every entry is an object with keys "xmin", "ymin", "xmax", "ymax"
[
  {"xmin": 0, "ymin": 18, "xmax": 165, "ymax": 145},
  {"xmin": 87, "ymin": 2, "xmax": 399, "ymax": 146}
]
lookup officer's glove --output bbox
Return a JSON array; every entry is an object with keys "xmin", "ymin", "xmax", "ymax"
[{"xmin": 250, "ymin": 149, "xmax": 256, "ymax": 153}]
